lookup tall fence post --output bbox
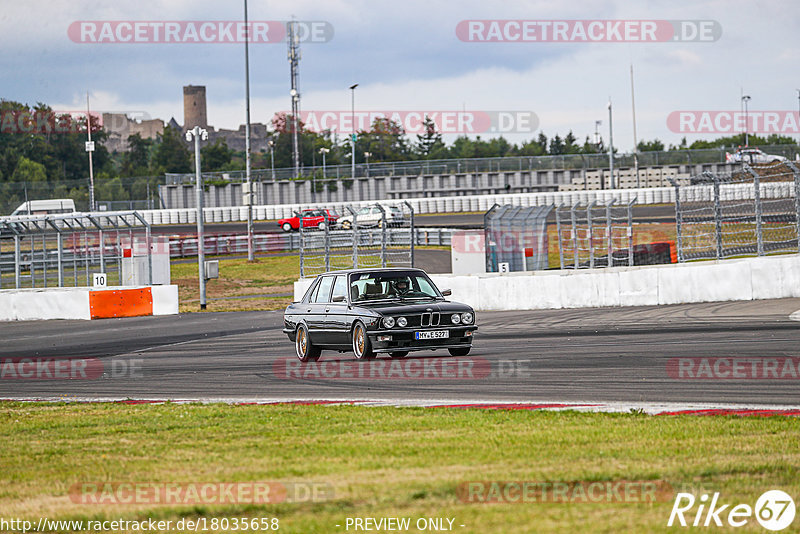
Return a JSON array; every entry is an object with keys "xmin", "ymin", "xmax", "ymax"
[
  {"xmin": 627, "ymin": 199, "xmax": 634, "ymax": 267},
  {"xmin": 786, "ymin": 161, "xmax": 800, "ymax": 254},
  {"xmin": 349, "ymin": 206, "xmax": 359, "ymax": 269},
  {"xmin": 668, "ymin": 178, "xmax": 684, "ymax": 262},
  {"xmin": 378, "ymin": 205, "xmax": 387, "ymax": 267},
  {"xmin": 57, "ymin": 230, "xmax": 64, "ymax": 287},
  {"xmin": 323, "ymin": 213, "xmax": 330, "ymax": 273},
  {"xmin": 145, "ymin": 220, "xmax": 153, "ymax": 285},
  {"xmin": 606, "ymin": 200, "xmax": 615, "ymax": 267},
  {"xmin": 405, "ymin": 201, "xmax": 415, "ymax": 267},
  {"xmin": 570, "ymin": 203, "xmax": 579, "ymax": 269},
  {"xmin": 745, "ymin": 165, "xmax": 763, "ymax": 256},
  {"xmin": 713, "ymin": 175, "xmax": 722, "ymax": 260},
  {"xmin": 586, "ymin": 202, "xmax": 595, "ymax": 269},
  {"xmin": 14, "ymin": 234, "xmax": 21, "ymax": 289},
  {"xmin": 298, "ymin": 215, "xmax": 305, "ymax": 278},
  {"xmin": 556, "ymin": 205, "xmax": 565, "ymax": 270}
]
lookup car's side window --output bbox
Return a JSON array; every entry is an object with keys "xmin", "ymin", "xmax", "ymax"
[
  {"xmin": 313, "ymin": 276, "xmax": 335, "ymax": 303},
  {"xmin": 331, "ymin": 275, "xmax": 348, "ymax": 302},
  {"xmin": 305, "ymin": 278, "xmax": 321, "ymax": 303}
]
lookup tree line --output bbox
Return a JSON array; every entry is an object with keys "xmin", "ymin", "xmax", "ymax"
[{"xmin": 0, "ymin": 99, "xmax": 796, "ymax": 213}]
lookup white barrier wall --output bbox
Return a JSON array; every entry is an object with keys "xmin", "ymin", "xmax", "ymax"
[
  {"xmin": 0, "ymin": 288, "xmax": 92, "ymax": 321},
  {"xmin": 0, "ymin": 285, "xmax": 179, "ymax": 321},
  {"xmin": 292, "ymin": 254, "xmax": 800, "ymax": 311}
]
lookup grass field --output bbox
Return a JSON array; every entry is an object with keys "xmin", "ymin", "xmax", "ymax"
[
  {"xmin": 1, "ymin": 402, "xmax": 797, "ymax": 533},
  {"xmin": 172, "ymin": 255, "xmax": 299, "ymax": 313}
]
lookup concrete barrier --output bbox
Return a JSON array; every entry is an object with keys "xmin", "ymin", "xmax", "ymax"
[
  {"xmin": 292, "ymin": 255, "xmax": 800, "ymax": 311},
  {"xmin": 0, "ymin": 285, "xmax": 179, "ymax": 321}
]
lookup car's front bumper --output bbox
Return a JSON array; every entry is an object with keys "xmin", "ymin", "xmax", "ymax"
[{"xmin": 367, "ymin": 326, "xmax": 477, "ymax": 353}]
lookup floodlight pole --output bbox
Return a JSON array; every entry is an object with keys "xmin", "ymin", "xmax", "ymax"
[
  {"xmin": 187, "ymin": 126, "xmax": 208, "ymax": 310},
  {"xmin": 608, "ymin": 98, "xmax": 615, "ymax": 189},
  {"xmin": 742, "ymin": 95, "xmax": 751, "ymax": 146},
  {"xmin": 350, "ymin": 83, "xmax": 358, "ymax": 179},
  {"xmin": 244, "ymin": 0, "xmax": 254, "ymax": 261},
  {"xmin": 86, "ymin": 92, "xmax": 96, "ymax": 211}
]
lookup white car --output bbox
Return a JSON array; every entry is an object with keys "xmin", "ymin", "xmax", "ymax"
[
  {"xmin": 725, "ymin": 147, "xmax": 787, "ymax": 164},
  {"xmin": 338, "ymin": 205, "xmax": 405, "ymax": 229}
]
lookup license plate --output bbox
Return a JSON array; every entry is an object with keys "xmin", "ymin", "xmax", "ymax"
[{"xmin": 415, "ymin": 330, "xmax": 449, "ymax": 340}]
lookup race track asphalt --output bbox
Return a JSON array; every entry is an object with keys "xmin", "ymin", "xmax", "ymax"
[{"xmin": 2, "ymin": 298, "xmax": 799, "ymax": 407}]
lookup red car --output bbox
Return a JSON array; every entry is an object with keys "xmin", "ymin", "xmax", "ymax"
[{"xmin": 278, "ymin": 209, "xmax": 338, "ymax": 232}]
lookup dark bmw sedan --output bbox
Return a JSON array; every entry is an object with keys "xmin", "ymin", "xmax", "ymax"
[{"xmin": 283, "ymin": 268, "xmax": 477, "ymax": 361}]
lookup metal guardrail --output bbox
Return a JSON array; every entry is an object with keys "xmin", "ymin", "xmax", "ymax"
[
  {"xmin": 670, "ymin": 163, "xmax": 800, "ymax": 262},
  {"xmin": 165, "ymin": 145, "xmax": 800, "ymax": 184},
  {"xmin": 0, "ymin": 211, "xmax": 153, "ymax": 289},
  {"xmin": 167, "ymin": 228, "xmax": 455, "ymax": 259},
  {"xmin": 555, "ymin": 200, "xmax": 636, "ymax": 269}
]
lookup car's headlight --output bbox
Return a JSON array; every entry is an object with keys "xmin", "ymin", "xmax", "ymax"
[
  {"xmin": 451, "ymin": 313, "xmax": 461, "ymax": 324},
  {"xmin": 397, "ymin": 316, "xmax": 408, "ymax": 327},
  {"xmin": 384, "ymin": 317, "xmax": 395, "ymax": 328},
  {"xmin": 462, "ymin": 312, "xmax": 473, "ymax": 324}
]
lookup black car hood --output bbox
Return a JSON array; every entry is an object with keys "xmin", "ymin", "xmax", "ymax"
[{"xmin": 352, "ymin": 300, "xmax": 471, "ymax": 314}]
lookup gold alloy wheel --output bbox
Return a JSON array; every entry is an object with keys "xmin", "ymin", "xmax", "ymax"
[{"xmin": 296, "ymin": 327, "xmax": 307, "ymax": 357}]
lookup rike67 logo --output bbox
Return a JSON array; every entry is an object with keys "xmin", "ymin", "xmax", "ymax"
[{"xmin": 668, "ymin": 490, "xmax": 795, "ymax": 530}]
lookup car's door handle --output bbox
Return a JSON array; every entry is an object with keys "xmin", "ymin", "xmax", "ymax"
[
  {"xmin": 306, "ymin": 308, "xmax": 312, "ymax": 312},
  {"xmin": 325, "ymin": 308, "xmax": 331, "ymax": 312}
]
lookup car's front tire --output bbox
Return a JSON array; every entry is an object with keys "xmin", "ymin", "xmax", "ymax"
[
  {"xmin": 352, "ymin": 321, "xmax": 375, "ymax": 360},
  {"xmin": 295, "ymin": 324, "xmax": 321, "ymax": 362},
  {"xmin": 282, "ymin": 222, "xmax": 293, "ymax": 232},
  {"xmin": 448, "ymin": 347, "xmax": 471, "ymax": 357}
]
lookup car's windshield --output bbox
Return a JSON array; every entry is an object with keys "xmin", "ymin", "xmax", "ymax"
[{"xmin": 349, "ymin": 271, "xmax": 441, "ymax": 301}]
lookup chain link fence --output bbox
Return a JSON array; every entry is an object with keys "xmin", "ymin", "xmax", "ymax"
[
  {"xmin": 671, "ymin": 162, "xmax": 800, "ymax": 262},
  {"xmin": 0, "ymin": 211, "xmax": 154, "ymax": 289},
  {"xmin": 555, "ymin": 200, "xmax": 636, "ymax": 269},
  {"xmin": 299, "ymin": 202, "xmax": 415, "ymax": 278},
  {"xmin": 483, "ymin": 205, "xmax": 552, "ymax": 272}
]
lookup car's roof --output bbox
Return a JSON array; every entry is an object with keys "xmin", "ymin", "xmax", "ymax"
[{"xmin": 317, "ymin": 267, "xmax": 427, "ymax": 276}]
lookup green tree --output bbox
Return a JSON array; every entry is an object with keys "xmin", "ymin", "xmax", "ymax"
[
  {"xmin": 549, "ymin": 134, "xmax": 565, "ymax": 155},
  {"xmin": 11, "ymin": 156, "xmax": 47, "ymax": 182},
  {"xmin": 358, "ymin": 118, "xmax": 409, "ymax": 162},
  {"xmin": 121, "ymin": 133, "xmax": 153, "ymax": 176},
  {"xmin": 201, "ymin": 138, "xmax": 234, "ymax": 171},
  {"xmin": 152, "ymin": 126, "xmax": 191, "ymax": 173},
  {"xmin": 415, "ymin": 116, "xmax": 446, "ymax": 159},
  {"xmin": 637, "ymin": 139, "xmax": 665, "ymax": 152}
]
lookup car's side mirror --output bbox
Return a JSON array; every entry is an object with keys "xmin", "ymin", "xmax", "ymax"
[
  {"xmin": 332, "ymin": 295, "xmax": 346, "ymax": 302},
  {"xmin": 441, "ymin": 289, "xmax": 452, "ymax": 297}
]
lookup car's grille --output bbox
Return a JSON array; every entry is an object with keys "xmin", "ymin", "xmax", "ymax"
[{"xmin": 420, "ymin": 311, "xmax": 441, "ymax": 327}]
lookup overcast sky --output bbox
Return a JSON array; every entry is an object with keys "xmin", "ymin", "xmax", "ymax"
[{"xmin": 2, "ymin": 0, "xmax": 799, "ymax": 151}]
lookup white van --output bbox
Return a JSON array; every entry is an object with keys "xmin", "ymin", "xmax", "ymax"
[{"xmin": 10, "ymin": 199, "xmax": 76, "ymax": 216}]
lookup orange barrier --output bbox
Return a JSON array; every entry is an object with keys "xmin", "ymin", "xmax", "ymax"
[{"xmin": 89, "ymin": 288, "xmax": 153, "ymax": 319}]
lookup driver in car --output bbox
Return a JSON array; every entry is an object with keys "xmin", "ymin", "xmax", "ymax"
[{"xmin": 390, "ymin": 278, "xmax": 410, "ymax": 297}]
